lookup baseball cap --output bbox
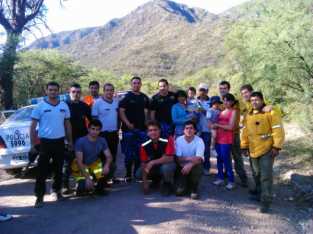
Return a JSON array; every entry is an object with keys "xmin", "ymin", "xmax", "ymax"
[
  {"xmin": 198, "ymin": 83, "xmax": 209, "ymax": 91},
  {"xmin": 210, "ymin": 96, "xmax": 223, "ymax": 106}
]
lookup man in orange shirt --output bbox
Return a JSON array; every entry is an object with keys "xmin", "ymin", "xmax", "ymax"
[{"xmin": 84, "ymin": 81, "xmax": 100, "ymax": 107}]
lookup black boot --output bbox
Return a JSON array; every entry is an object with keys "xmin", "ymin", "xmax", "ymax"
[
  {"xmin": 94, "ymin": 178, "xmax": 109, "ymax": 196},
  {"xmin": 34, "ymin": 196, "xmax": 44, "ymax": 208},
  {"xmin": 260, "ymin": 202, "xmax": 271, "ymax": 213},
  {"xmin": 160, "ymin": 182, "xmax": 172, "ymax": 196},
  {"xmin": 125, "ymin": 163, "xmax": 132, "ymax": 182}
]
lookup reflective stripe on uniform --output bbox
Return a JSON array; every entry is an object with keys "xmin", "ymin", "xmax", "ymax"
[
  {"xmin": 272, "ymin": 125, "xmax": 282, "ymax": 129},
  {"xmin": 93, "ymin": 168, "xmax": 103, "ymax": 174},
  {"xmin": 260, "ymin": 134, "xmax": 272, "ymax": 139}
]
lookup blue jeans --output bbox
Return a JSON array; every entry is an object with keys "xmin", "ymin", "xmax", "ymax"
[
  {"xmin": 200, "ymin": 132, "xmax": 211, "ymax": 170},
  {"xmin": 122, "ymin": 130, "xmax": 148, "ymax": 176},
  {"xmin": 215, "ymin": 144, "xmax": 234, "ymax": 183},
  {"xmin": 159, "ymin": 122, "xmax": 173, "ymax": 139}
]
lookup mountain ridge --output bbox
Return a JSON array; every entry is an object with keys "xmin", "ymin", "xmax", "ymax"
[{"xmin": 28, "ymin": 0, "xmax": 249, "ymax": 78}]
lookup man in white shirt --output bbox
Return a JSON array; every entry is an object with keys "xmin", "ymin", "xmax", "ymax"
[
  {"xmin": 175, "ymin": 120, "xmax": 204, "ymax": 199},
  {"xmin": 92, "ymin": 83, "xmax": 119, "ymax": 178},
  {"xmin": 30, "ymin": 81, "xmax": 73, "ymax": 208}
]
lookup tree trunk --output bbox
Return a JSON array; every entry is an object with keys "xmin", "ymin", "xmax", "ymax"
[{"xmin": 0, "ymin": 32, "xmax": 20, "ymax": 109}]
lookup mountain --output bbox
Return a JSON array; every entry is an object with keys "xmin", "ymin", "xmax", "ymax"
[{"xmin": 29, "ymin": 0, "xmax": 250, "ymax": 78}]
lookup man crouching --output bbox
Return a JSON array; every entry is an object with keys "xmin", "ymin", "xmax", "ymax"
[
  {"xmin": 138, "ymin": 121, "xmax": 176, "ymax": 196},
  {"xmin": 72, "ymin": 119, "xmax": 113, "ymax": 196}
]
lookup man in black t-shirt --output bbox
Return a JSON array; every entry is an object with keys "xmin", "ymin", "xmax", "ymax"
[
  {"xmin": 150, "ymin": 79, "xmax": 176, "ymax": 138},
  {"xmin": 64, "ymin": 83, "xmax": 91, "ymax": 192},
  {"xmin": 67, "ymin": 83, "xmax": 91, "ymax": 142},
  {"xmin": 119, "ymin": 76, "xmax": 149, "ymax": 181}
]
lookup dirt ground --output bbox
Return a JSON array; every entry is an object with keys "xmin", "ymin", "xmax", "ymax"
[{"xmin": 0, "ymin": 124, "xmax": 312, "ymax": 234}]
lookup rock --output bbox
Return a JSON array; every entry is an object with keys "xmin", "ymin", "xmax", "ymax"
[{"xmin": 291, "ymin": 174, "xmax": 313, "ymax": 204}]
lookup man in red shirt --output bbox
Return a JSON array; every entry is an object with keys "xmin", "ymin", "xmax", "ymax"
[{"xmin": 139, "ymin": 121, "xmax": 176, "ymax": 196}]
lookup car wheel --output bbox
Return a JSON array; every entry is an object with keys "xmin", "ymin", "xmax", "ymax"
[{"xmin": 5, "ymin": 168, "xmax": 23, "ymax": 177}]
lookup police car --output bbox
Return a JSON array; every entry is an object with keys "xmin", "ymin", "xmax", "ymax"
[
  {"xmin": 0, "ymin": 94, "xmax": 69, "ymax": 171},
  {"xmin": 0, "ymin": 105, "xmax": 35, "ymax": 170}
]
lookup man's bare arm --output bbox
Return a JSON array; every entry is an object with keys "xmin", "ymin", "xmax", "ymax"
[
  {"xmin": 119, "ymin": 108, "xmax": 133, "ymax": 129},
  {"xmin": 177, "ymin": 156, "xmax": 203, "ymax": 165},
  {"xmin": 103, "ymin": 148, "xmax": 113, "ymax": 167},
  {"xmin": 150, "ymin": 155, "xmax": 173, "ymax": 166},
  {"xmin": 144, "ymin": 108, "xmax": 149, "ymax": 122},
  {"xmin": 64, "ymin": 120, "xmax": 73, "ymax": 147},
  {"xmin": 150, "ymin": 110, "xmax": 156, "ymax": 121},
  {"xmin": 75, "ymin": 151, "xmax": 90, "ymax": 179}
]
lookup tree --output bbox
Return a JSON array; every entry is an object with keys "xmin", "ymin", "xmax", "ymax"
[
  {"xmin": 225, "ymin": 0, "xmax": 313, "ymax": 131},
  {"xmin": 14, "ymin": 50, "xmax": 87, "ymax": 106},
  {"xmin": 0, "ymin": 0, "xmax": 46, "ymax": 109},
  {"xmin": 226, "ymin": 0, "xmax": 313, "ymax": 103}
]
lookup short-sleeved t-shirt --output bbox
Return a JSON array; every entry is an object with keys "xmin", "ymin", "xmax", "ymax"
[
  {"xmin": 150, "ymin": 92, "xmax": 176, "ymax": 124},
  {"xmin": 119, "ymin": 91, "xmax": 150, "ymax": 131},
  {"xmin": 206, "ymin": 108, "xmax": 220, "ymax": 124},
  {"xmin": 75, "ymin": 136, "xmax": 108, "ymax": 165},
  {"xmin": 31, "ymin": 100, "xmax": 70, "ymax": 139},
  {"xmin": 66, "ymin": 100, "xmax": 91, "ymax": 142},
  {"xmin": 83, "ymin": 95, "xmax": 100, "ymax": 107},
  {"xmin": 175, "ymin": 135, "xmax": 205, "ymax": 160},
  {"xmin": 92, "ymin": 97, "xmax": 119, "ymax": 132}
]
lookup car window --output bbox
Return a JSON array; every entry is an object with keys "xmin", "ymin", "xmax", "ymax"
[
  {"xmin": 3, "ymin": 111, "xmax": 15, "ymax": 118},
  {"xmin": 6, "ymin": 107, "xmax": 34, "ymax": 122}
]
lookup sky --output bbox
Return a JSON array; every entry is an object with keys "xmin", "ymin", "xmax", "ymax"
[{"xmin": 0, "ymin": 0, "xmax": 249, "ymax": 44}]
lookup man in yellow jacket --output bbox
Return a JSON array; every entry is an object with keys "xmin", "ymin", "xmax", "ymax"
[
  {"xmin": 240, "ymin": 84, "xmax": 283, "ymax": 117},
  {"xmin": 241, "ymin": 91, "xmax": 285, "ymax": 213}
]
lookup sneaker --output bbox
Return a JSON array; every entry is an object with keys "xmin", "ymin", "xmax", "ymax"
[
  {"xmin": 51, "ymin": 192, "xmax": 65, "ymax": 201},
  {"xmin": 225, "ymin": 182, "xmax": 236, "ymax": 190},
  {"xmin": 190, "ymin": 192, "xmax": 199, "ymax": 200},
  {"xmin": 107, "ymin": 179, "xmax": 113, "ymax": 185},
  {"xmin": 213, "ymin": 179, "xmax": 224, "ymax": 186},
  {"xmin": 125, "ymin": 177, "xmax": 132, "ymax": 183},
  {"xmin": 34, "ymin": 197, "xmax": 44, "ymax": 208},
  {"xmin": 63, "ymin": 187, "xmax": 74, "ymax": 195},
  {"xmin": 0, "ymin": 213, "xmax": 12, "ymax": 222}
]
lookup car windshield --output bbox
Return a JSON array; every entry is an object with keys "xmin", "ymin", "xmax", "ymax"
[{"xmin": 6, "ymin": 106, "xmax": 34, "ymax": 122}]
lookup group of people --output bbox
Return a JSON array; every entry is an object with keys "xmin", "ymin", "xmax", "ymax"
[{"xmin": 24, "ymin": 76, "xmax": 284, "ymax": 214}]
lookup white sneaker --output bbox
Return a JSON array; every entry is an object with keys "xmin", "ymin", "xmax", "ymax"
[
  {"xmin": 211, "ymin": 149, "xmax": 218, "ymax": 157},
  {"xmin": 0, "ymin": 213, "xmax": 12, "ymax": 222},
  {"xmin": 225, "ymin": 182, "xmax": 236, "ymax": 190},
  {"xmin": 213, "ymin": 179, "xmax": 224, "ymax": 186}
]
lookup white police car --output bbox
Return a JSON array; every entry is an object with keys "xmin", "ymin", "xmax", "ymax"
[
  {"xmin": 0, "ymin": 94, "xmax": 70, "ymax": 172},
  {"xmin": 0, "ymin": 105, "xmax": 36, "ymax": 170}
]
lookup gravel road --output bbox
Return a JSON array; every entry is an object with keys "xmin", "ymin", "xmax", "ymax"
[{"xmin": 0, "ymin": 157, "xmax": 312, "ymax": 234}]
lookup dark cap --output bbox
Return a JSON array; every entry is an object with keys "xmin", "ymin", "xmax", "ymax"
[{"xmin": 210, "ymin": 96, "xmax": 223, "ymax": 106}]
